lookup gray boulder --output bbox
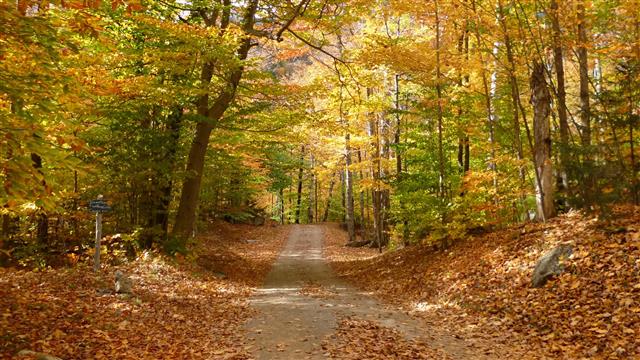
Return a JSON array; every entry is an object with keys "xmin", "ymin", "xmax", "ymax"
[
  {"xmin": 114, "ymin": 270, "xmax": 133, "ymax": 294},
  {"xmin": 531, "ymin": 244, "xmax": 573, "ymax": 288}
]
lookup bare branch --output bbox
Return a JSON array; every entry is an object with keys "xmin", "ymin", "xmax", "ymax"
[
  {"xmin": 286, "ymin": 28, "xmax": 349, "ymax": 64},
  {"xmin": 274, "ymin": 0, "xmax": 311, "ymax": 41}
]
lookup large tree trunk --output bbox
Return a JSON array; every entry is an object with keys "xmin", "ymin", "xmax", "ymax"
[
  {"xmin": 173, "ymin": 122, "xmax": 213, "ymax": 237},
  {"xmin": 531, "ymin": 62, "xmax": 556, "ymax": 220},
  {"xmin": 172, "ymin": 0, "xmax": 258, "ymax": 238}
]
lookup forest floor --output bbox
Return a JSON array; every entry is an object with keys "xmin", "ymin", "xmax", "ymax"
[
  {"xmin": 1, "ymin": 221, "xmax": 289, "ymax": 359},
  {"xmin": 3, "ymin": 207, "xmax": 639, "ymax": 359},
  {"xmin": 325, "ymin": 206, "xmax": 640, "ymax": 359}
]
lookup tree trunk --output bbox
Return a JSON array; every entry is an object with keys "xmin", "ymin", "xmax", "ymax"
[
  {"xmin": 457, "ymin": 136, "xmax": 470, "ymax": 174},
  {"xmin": 155, "ymin": 106, "xmax": 183, "ymax": 238},
  {"xmin": 366, "ymin": 87, "xmax": 383, "ymax": 250},
  {"xmin": 295, "ymin": 145, "xmax": 305, "ymax": 224},
  {"xmin": 357, "ymin": 149, "xmax": 367, "ymax": 243},
  {"xmin": 577, "ymin": 0, "xmax": 593, "ymax": 203},
  {"xmin": 30, "ymin": 153, "xmax": 48, "ymax": 244},
  {"xmin": 173, "ymin": 121, "xmax": 214, "ymax": 237},
  {"xmin": 279, "ymin": 188, "xmax": 285, "ymax": 224},
  {"xmin": 631, "ymin": 18, "xmax": 638, "ymax": 205},
  {"xmin": 550, "ymin": 0, "xmax": 570, "ymax": 197},
  {"xmin": 435, "ymin": 0, "xmax": 446, "ymax": 198},
  {"xmin": 340, "ymin": 170, "xmax": 346, "ymax": 223},
  {"xmin": 322, "ymin": 172, "xmax": 336, "ymax": 222},
  {"xmin": 394, "ymin": 74, "xmax": 402, "ymax": 175},
  {"xmin": 531, "ymin": 62, "xmax": 555, "ymax": 220},
  {"xmin": 498, "ymin": 0, "xmax": 525, "ymax": 186},
  {"xmin": 379, "ymin": 108, "xmax": 391, "ymax": 247},
  {"xmin": 344, "ymin": 132, "xmax": 356, "ymax": 243},
  {"xmin": 631, "ymin": 119, "xmax": 638, "ymax": 204},
  {"xmin": 172, "ymin": 0, "xmax": 258, "ymax": 238},
  {"xmin": 372, "ymin": 116, "xmax": 383, "ymax": 250},
  {"xmin": 307, "ymin": 153, "xmax": 315, "ymax": 223},
  {"xmin": 2, "ymin": 106, "xmax": 17, "ymax": 242},
  {"xmin": 472, "ymin": 1, "xmax": 498, "ymax": 203}
]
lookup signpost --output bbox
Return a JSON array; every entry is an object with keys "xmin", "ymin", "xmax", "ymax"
[{"xmin": 89, "ymin": 195, "xmax": 111, "ymax": 272}]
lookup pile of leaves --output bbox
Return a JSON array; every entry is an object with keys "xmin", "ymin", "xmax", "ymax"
[
  {"xmin": 321, "ymin": 316, "xmax": 450, "ymax": 359},
  {"xmin": 1, "ymin": 223, "xmax": 290, "ymax": 360},
  {"xmin": 298, "ymin": 281, "xmax": 337, "ymax": 299},
  {"xmin": 326, "ymin": 207, "xmax": 640, "ymax": 358}
]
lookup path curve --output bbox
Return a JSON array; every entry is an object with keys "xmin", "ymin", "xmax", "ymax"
[{"xmin": 245, "ymin": 225, "xmax": 479, "ymax": 359}]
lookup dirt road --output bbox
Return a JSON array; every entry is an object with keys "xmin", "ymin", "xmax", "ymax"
[{"xmin": 245, "ymin": 225, "xmax": 479, "ymax": 359}]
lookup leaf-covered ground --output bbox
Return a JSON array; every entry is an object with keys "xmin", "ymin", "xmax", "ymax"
[
  {"xmin": 321, "ymin": 316, "xmax": 451, "ymax": 359},
  {"xmin": 325, "ymin": 207, "xmax": 640, "ymax": 359},
  {"xmin": 1, "ymin": 222, "xmax": 289, "ymax": 360}
]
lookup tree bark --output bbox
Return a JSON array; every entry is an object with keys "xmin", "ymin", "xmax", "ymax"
[{"xmin": 531, "ymin": 62, "xmax": 555, "ymax": 220}]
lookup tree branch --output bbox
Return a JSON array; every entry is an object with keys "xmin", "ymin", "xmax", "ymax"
[
  {"xmin": 274, "ymin": 0, "xmax": 311, "ymax": 41},
  {"xmin": 286, "ymin": 28, "xmax": 349, "ymax": 64}
]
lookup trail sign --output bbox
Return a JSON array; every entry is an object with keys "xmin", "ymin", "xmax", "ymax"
[
  {"xmin": 90, "ymin": 195, "xmax": 110, "ymax": 272},
  {"xmin": 89, "ymin": 199, "xmax": 111, "ymax": 212}
]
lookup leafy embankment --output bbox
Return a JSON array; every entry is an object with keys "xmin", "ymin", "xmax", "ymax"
[
  {"xmin": 326, "ymin": 207, "xmax": 640, "ymax": 359},
  {"xmin": 1, "ymin": 222, "xmax": 289, "ymax": 360}
]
